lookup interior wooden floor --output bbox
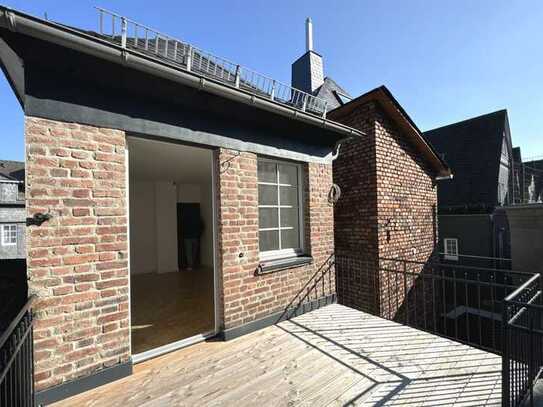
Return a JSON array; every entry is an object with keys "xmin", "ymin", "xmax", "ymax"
[
  {"xmin": 54, "ymin": 304, "xmax": 502, "ymax": 407},
  {"xmin": 131, "ymin": 268, "xmax": 214, "ymax": 355}
]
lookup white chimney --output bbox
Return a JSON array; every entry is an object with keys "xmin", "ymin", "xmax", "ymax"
[{"xmin": 306, "ymin": 17, "xmax": 313, "ymax": 52}]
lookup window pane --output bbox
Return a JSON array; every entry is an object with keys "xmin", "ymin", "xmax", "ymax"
[
  {"xmin": 257, "ymin": 161, "xmax": 277, "ymax": 183},
  {"xmin": 279, "ymin": 186, "xmax": 298, "ymax": 206},
  {"xmin": 281, "ymin": 227, "xmax": 300, "ymax": 250},
  {"xmin": 258, "ymin": 185, "xmax": 278, "ymax": 205},
  {"xmin": 278, "ymin": 164, "xmax": 298, "ymax": 185},
  {"xmin": 259, "ymin": 230, "xmax": 279, "ymax": 251},
  {"xmin": 259, "ymin": 208, "xmax": 278, "ymax": 229},
  {"xmin": 280, "ymin": 208, "xmax": 299, "ymax": 228}
]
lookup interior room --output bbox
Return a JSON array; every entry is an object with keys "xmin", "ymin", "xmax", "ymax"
[{"xmin": 128, "ymin": 136, "xmax": 215, "ymax": 357}]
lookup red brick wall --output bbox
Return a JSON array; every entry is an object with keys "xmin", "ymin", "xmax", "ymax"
[
  {"xmin": 216, "ymin": 149, "xmax": 335, "ymax": 330},
  {"xmin": 331, "ymin": 101, "xmax": 438, "ymax": 318},
  {"xmin": 25, "ymin": 117, "xmax": 130, "ymax": 391}
]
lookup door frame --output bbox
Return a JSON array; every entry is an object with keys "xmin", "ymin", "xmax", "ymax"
[{"xmin": 125, "ymin": 135, "xmax": 220, "ymax": 363}]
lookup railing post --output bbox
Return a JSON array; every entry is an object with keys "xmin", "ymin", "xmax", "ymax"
[
  {"xmin": 529, "ymin": 313, "xmax": 535, "ymax": 407},
  {"xmin": 234, "ymin": 65, "xmax": 241, "ymax": 88},
  {"xmin": 270, "ymin": 80, "xmax": 276, "ymax": 101},
  {"xmin": 502, "ymin": 300, "xmax": 510, "ymax": 407},
  {"xmin": 322, "ymin": 100, "xmax": 328, "ymax": 118},
  {"xmin": 301, "ymin": 94, "xmax": 307, "ymax": 112},
  {"xmin": 121, "ymin": 17, "xmax": 127, "ymax": 48},
  {"xmin": 186, "ymin": 46, "xmax": 192, "ymax": 71},
  {"xmin": 99, "ymin": 10, "xmax": 104, "ymax": 35}
]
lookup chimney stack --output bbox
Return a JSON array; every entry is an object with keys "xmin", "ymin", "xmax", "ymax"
[
  {"xmin": 291, "ymin": 17, "xmax": 324, "ymax": 94},
  {"xmin": 306, "ymin": 17, "xmax": 313, "ymax": 52}
]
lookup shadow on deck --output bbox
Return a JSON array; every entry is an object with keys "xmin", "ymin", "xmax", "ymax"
[{"xmin": 53, "ymin": 304, "xmax": 501, "ymax": 406}]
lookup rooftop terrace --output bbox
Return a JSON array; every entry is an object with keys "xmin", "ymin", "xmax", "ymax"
[{"xmin": 52, "ymin": 304, "xmax": 502, "ymax": 406}]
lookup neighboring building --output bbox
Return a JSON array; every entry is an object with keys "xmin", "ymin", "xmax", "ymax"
[
  {"xmin": 424, "ymin": 110, "xmax": 514, "ymax": 266},
  {"xmin": 522, "ymin": 157, "xmax": 543, "ymax": 203},
  {"xmin": 290, "ymin": 19, "xmax": 451, "ymax": 315},
  {"xmin": 504, "ymin": 203, "xmax": 543, "ymax": 273},
  {"xmin": 329, "ymin": 87, "xmax": 450, "ymax": 315},
  {"xmin": 0, "ymin": 8, "xmax": 450, "ymax": 405},
  {"xmin": 0, "ymin": 160, "xmax": 25, "ymax": 259}
]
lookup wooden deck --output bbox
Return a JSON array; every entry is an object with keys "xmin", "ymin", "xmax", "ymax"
[{"xmin": 52, "ymin": 304, "xmax": 502, "ymax": 406}]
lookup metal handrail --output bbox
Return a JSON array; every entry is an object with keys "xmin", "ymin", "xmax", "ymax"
[
  {"xmin": 505, "ymin": 274, "xmax": 540, "ymax": 302},
  {"xmin": 0, "ymin": 295, "xmax": 35, "ymax": 405},
  {"xmin": 380, "ymin": 256, "xmax": 533, "ymax": 275},
  {"xmin": 95, "ymin": 7, "xmax": 329, "ymax": 118},
  {"xmin": 0, "ymin": 295, "xmax": 35, "ymax": 350}
]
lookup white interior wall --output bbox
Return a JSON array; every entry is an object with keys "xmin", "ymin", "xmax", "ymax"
[
  {"xmin": 130, "ymin": 181, "xmax": 158, "ymax": 275},
  {"xmin": 199, "ymin": 183, "xmax": 214, "ymax": 267},
  {"xmin": 156, "ymin": 181, "xmax": 179, "ymax": 273},
  {"xmin": 129, "ymin": 138, "xmax": 214, "ymax": 275}
]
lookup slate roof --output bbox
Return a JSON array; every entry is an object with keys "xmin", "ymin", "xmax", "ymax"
[
  {"xmin": 313, "ymin": 77, "xmax": 352, "ymax": 110},
  {"xmin": 0, "ymin": 160, "xmax": 25, "ymax": 182},
  {"xmin": 424, "ymin": 110, "xmax": 510, "ymax": 209}
]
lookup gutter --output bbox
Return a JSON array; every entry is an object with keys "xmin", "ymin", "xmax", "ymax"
[
  {"xmin": 0, "ymin": 7, "xmax": 364, "ymax": 140},
  {"xmin": 435, "ymin": 174, "xmax": 454, "ymax": 181}
]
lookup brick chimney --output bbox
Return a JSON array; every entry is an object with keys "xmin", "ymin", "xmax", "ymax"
[{"xmin": 291, "ymin": 17, "xmax": 324, "ymax": 94}]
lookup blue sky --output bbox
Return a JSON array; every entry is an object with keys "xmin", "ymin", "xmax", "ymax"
[{"xmin": 1, "ymin": 0, "xmax": 542, "ymax": 161}]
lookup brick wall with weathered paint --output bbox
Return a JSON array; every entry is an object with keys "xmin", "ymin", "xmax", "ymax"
[
  {"xmin": 331, "ymin": 101, "xmax": 438, "ymax": 318},
  {"xmin": 216, "ymin": 149, "xmax": 335, "ymax": 330},
  {"xmin": 25, "ymin": 117, "xmax": 130, "ymax": 391}
]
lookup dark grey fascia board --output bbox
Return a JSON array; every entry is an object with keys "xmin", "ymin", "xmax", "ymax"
[
  {"xmin": 220, "ymin": 293, "xmax": 336, "ymax": 341},
  {"xmin": 0, "ymin": 37, "xmax": 24, "ymax": 106},
  {"xmin": 0, "ymin": 6, "xmax": 364, "ymax": 141}
]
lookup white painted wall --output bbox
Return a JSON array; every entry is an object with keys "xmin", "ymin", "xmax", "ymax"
[
  {"xmin": 199, "ymin": 183, "xmax": 214, "ymax": 267},
  {"xmin": 130, "ymin": 181, "xmax": 158, "ymax": 275},
  {"xmin": 177, "ymin": 184, "xmax": 201, "ymax": 203},
  {"xmin": 155, "ymin": 181, "xmax": 179, "ymax": 273}
]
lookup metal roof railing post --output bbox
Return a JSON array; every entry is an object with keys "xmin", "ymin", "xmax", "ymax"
[
  {"xmin": 120, "ymin": 17, "xmax": 127, "ymax": 48},
  {"xmin": 94, "ymin": 8, "xmax": 331, "ymax": 119},
  {"xmin": 186, "ymin": 46, "xmax": 192, "ymax": 71},
  {"xmin": 322, "ymin": 100, "xmax": 328, "ymax": 118},
  {"xmin": 270, "ymin": 80, "xmax": 276, "ymax": 101},
  {"xmin": 234, "ymin": 65, "xmax": 241, "ymax": 88},
  {"xmin": 99, "ymin": 10, "xmax": 104, "ymax": 35}
]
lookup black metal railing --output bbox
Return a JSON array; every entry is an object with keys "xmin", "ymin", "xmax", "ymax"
[
  {"xmin": 278, "ymin": 253, "xmax": 336, "ymax": 322},
  {"xmin": 362, "ymin": 257, "xmax": 543, "ymax": 407},
  {"xmin": 376, "ymin": 257, "xmax": 535, "ymax": 353},
  {"xmin": 0, "ymin": 296, "xmax": 35, "ymax": 407},
  {"xmin": 503, "ymin": 274, "xmax": 543, "ymax": 407}
]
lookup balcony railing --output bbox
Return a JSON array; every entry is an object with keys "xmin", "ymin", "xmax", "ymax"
[
  {"xmin": 95, "ymin": 8, "xmax": 329, "ymax": 118},
  {"xmin": 0, "ymin": 296, "xmax": 35, "ymax": 407},
  {"xmin": 503, "ymin": 274, "xmax": 543, "ymax": 407},
  {"xmin": 334, "ymin": 254, "xmax": 543, "ymax": 406},
  {"xmin": 378, "ymin": 257, "xmax": 543, "ymax": 407}
]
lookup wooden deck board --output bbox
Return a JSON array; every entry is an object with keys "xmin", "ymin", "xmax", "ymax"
[{"xmin": 52, "ymin": 304, "xmax": 502, "ymax": 406}]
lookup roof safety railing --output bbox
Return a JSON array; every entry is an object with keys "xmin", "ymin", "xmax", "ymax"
[{"xmin": 96, "ymin": 7, "xmax": 328, "ymax": 118}]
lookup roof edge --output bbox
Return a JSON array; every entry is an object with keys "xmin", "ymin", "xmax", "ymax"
[
  {"xmin": 329, "ymin": 85, "xmax": 451, "ymax": 178},
  {"xmin": 0, "ymin": 6, "xmax": 364, "ymax": 141}
]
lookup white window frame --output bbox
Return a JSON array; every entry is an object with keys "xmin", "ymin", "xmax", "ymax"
[
  {"xmin": 1, "ymin": 224, "xmax": 17, "ymax": 246},
  {"xmin": 257, "ymin": 158, "xmax": 305, "ymax": 261},
  {"xmin": 444, "ymin": 238, "xmax": 459, "ymax": 261}
]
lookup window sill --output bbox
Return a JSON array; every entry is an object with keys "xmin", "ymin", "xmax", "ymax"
[{"xmin": 256, "ymin": 256, "xmax": 313, "ymax": 275}]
